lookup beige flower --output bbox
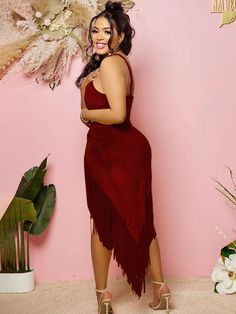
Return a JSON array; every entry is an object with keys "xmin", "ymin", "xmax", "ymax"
[{"xmin": 212, "ymin": 255, "xmax": 236, "ymax": 294}]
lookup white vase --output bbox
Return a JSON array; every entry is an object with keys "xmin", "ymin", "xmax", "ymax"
[{"xmin": 0, "ymin": 269, "xmax": 35, "ymax": 293}]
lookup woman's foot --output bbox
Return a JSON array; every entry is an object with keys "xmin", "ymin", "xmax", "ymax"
[
  {"xmin": 96, "ymin": 288, "xmax": 113, "ymax": 314},
  {"xmin": 96, "ymin": 290, "xmax": 112, "ymax": 304},
  {"xmin": 149, "ymin": 280, "xmax": 171, "ymax": 311}
]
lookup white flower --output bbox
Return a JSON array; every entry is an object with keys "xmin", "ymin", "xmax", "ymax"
[
  {"xmin": 44, "ymin": 19, "xmax": 51, "ymax": 26},
  {"xmin": 211, "ymin": 254, "xmax": 236, "ymax": 294},
  {"xmin": 35, "ymin": 11, "xmax": 42, "ymax": 18},
  {"xmin": 42, "ymin": 34, "xmax": 49, "ymax": 41},
  {"xmin": 16, "ymin": 20, "xmax": 23, "ymax": 27}
]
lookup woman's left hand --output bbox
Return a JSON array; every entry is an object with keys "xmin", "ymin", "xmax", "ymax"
[{"xmin": 80, "ymin": 108, "xmax": 91, "ymax": 127}]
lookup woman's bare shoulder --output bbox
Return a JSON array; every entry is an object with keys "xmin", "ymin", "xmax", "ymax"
[{"xmin": 100, "ymin": 54, "xmax": 127, "ymax": 71}]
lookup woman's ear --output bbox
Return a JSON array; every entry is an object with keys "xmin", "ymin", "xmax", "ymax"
[{"xmin": 119, "ymin": 32, "xmax": 125, "ymax": 43}]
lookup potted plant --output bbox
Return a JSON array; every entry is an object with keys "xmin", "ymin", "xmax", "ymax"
[
  {"xmin": 211, "ymin": 166, "xmax": 236, "ymax": 294},
  {"xmin": 0, "ymin": 155, "xmax": 56, "ymax": 293}
]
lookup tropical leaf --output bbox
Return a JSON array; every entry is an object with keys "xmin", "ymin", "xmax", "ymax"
[
  {"xmin": 220, "ymin": 11, "xmax": 236, "ymax": 27},
  {"xmin": 0, "ymin": 156, "xmax": 56, "ymax": 272},
  {"xmin": 15, "ymin": 155, "xmax": 48, "ymax": 201},
  {"xmin": 221, "ymin": 245, "xmax": 236, "ymax": 258},
  {"xmin": 25, "ymin": 184, "xmax": 56, "ymax": 235},
  {"xmin": 0, "ymin": 197, "xmax": 36, "ymax": 247},
  {"xmin": 0, "ymin": 197, "xmax": 36, "ymax": 272}
]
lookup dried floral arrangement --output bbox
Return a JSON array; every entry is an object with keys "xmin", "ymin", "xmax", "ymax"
[
  {"xmin": 0, "ymin": 0, "xmax": 135, "ymax": 89},
  {"xmin": 220, "ymin": 10, "xmax": 236, "ymax": 27}
]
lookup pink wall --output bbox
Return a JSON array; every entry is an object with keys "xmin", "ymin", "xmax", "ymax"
[{"xmin": 1, "ymin": 0, "xmax": 236, "ymax": 282}]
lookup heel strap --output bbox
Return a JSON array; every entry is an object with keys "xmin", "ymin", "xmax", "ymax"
[
  {"xmin": 96, "ymin": 287, "xmax": 108, "ymax": 294},
  {"xmin": 95, "ymin": 287, "xmax": 112, "ymax": 305},
  {"xmin": 152, "ymin": 281, "xmax": 166, "ymax": 295},
  {"xmin": 152, "ymin": 281, "xmax": 166, "ymax": 285},
  {"xmin": 152, "ymin": 280, "xmax": 170, "ymax": 300}
]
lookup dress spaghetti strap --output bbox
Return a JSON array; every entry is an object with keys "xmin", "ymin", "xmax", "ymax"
[{"xmin": 113, "ymin": 54, "xmax": 134, "ymax": 96}]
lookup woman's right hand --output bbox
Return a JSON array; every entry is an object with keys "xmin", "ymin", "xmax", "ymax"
[{"xmin": 80, "ymin": 68, "xmax": 100, "ymax": 91}]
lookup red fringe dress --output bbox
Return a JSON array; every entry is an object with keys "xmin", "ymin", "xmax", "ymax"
[{"xmin": 84, "ymin": 54, "xmax": 156, "ymax": 297}]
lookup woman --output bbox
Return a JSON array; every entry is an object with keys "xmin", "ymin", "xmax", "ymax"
[{"xmin": 76, "ymin": 1, "xmax": 171, "ymax": 313}]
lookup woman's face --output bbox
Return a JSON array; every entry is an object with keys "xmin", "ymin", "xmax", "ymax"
[{"xmin": 91, "ymin": 16, "xmax": 124, "ymax": 55}]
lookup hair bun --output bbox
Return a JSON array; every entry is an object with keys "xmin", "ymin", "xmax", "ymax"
[{"xmin": 105, "ymin": 1, "xmax": 124, "ymax": 13}]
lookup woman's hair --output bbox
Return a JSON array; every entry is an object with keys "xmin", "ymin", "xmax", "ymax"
[{"xmin": 75, "ymin": 1, "xmax": 135, "ymax": 87}]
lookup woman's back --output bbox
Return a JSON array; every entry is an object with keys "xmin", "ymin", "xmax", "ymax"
[{"xmin": 85, "ymin": 54, "xmax": 133, "ymax": 126}]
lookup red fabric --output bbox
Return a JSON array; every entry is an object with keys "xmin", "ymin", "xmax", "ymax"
[{"xmin": 84, "ymin": 55, "xmax": 156, "ymax": 297}]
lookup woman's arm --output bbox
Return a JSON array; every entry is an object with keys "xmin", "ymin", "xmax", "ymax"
[
  {"xmin": 79, "ymin": 70, "xmax": 99, "ymax": 127},
  {"xmin": 80, "ymin": 86, "xmax": 91, "ymax": 127},
  {"xmin": 80, "ymin": 85, "xmax": 86, "ymax": 110},
  {"xmin": 81, "ymin": 56, "xmax": 127, "ymax": 125}
]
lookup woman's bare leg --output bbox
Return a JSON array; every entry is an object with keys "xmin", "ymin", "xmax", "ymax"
[
  {"xmin": 148, "ymin": 237, "xmax": 170, "ymax": 306},
  {"xmin": 91, "ymin": 223, "xmax": 112, "ymax": 303}
]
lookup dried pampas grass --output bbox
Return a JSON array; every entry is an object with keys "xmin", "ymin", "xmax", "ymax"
[
  {"xmin": 0, "ymin": 34, "xmax": 39, "ymax": 79},
  {"xmin": 0, "ymin": 0, "xmax": 135, "ymax": 89}
]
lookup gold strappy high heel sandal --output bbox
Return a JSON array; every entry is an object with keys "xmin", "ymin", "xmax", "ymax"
[
  {"xmin": 96, "ymin": 287, "xmax": 113, "ymax": 314},
  {"xmin": 149, "ymin": 281, "xmax": 171, "ymax": 313}
]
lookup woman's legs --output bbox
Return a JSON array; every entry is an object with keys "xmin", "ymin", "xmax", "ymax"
[
  {"xmin": 148, "ymin": 237, "xmax": 170, "ymax": 306},
  {"xmin": 91, "ymin": 223, "xmax": 169, "ymax": 306},
  {"xmin": 148, "ymin": 237, "xmax": 164, "ymax": 281},
  {"xmin": 91, "ymin": 223, "xmax": 112, "ymax": 303}
]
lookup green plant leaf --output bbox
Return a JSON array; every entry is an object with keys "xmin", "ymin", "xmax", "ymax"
[
  {"xmin": 0, "ymin": 198, "xmax": 36, "ymax": 272},
  {"xmin": 0, "ymin": 156, "xmax": 56, "ymax": 272},
  {"xmin": 27, "ymin": 184, "xmax": 56, "ymax": 235},
  {"xmin": 14, "ymin": 166, "xmax": 38, "ymax": 196},
  {"xmin": 214, "ymin": 282, "xmax": 219, "ymax": 293},
  {"xmin": 0, "ymin": 197, "xmax": 36, "ymax": 247},
  {"xmin": 221, "ymin": 245, "xmax": 235, "ymax": 258},
  {"xmin": 15, "ymin": 155, "xmax": 49, "ymax": 201},
  {"xmin": 220, "ymin": 241, "xmax": 236, "ymax": 258},
  {"xmin": 228, "ymin": 240, "xmax": 236, "ymax": 250}
]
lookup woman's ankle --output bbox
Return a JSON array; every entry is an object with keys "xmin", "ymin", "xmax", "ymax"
[{"xmin": 96, "ymin": 290, "xmax": 112, "ymax": 304}]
